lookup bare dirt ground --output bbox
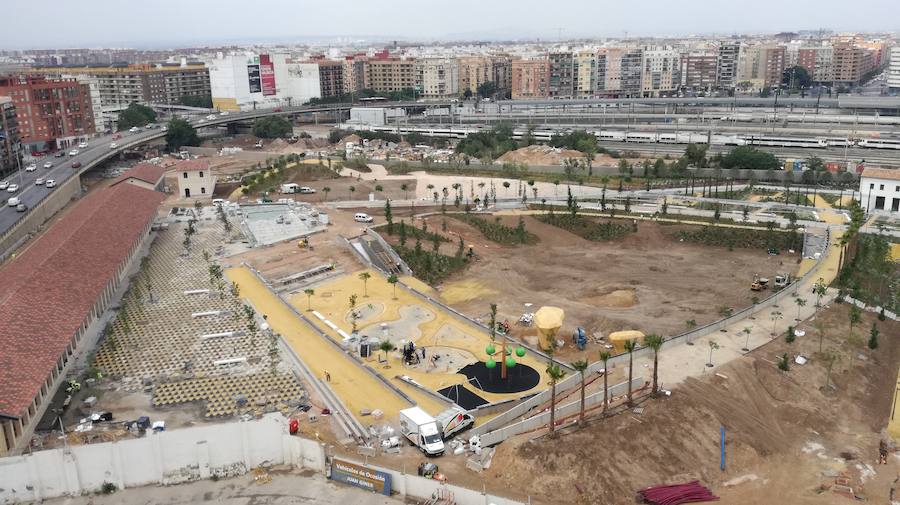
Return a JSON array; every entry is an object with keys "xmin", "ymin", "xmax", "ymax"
[
  {"xmin": 481, "ymin": 305, "xmax": 900, "ymax": 505},
  {"xmin": 381, "ymin": 213, "xmax": 799, "ymax": 360}
]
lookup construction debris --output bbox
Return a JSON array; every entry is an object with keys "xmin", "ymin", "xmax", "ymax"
[{"xmin": 637, "ymin": 481, "xmax": 719, "ymax": 505}]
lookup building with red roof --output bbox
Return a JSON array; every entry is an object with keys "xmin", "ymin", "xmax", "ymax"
[
  {"xmin": 175, "ymin": 158, "xmax": 214, "ymax": 199},
  {"xmin": 111, "ymin": 162, "xmax": 168, "ymax": 192},
  {"xmin": 0, "ymin": 183, "xmax": 163, "ymax": 454}
]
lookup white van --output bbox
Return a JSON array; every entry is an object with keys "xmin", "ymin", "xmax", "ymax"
[
  {"xmin": 354, "ymin": 213, "xmax": 374, "ymax": 223},
  {"xmin": 7, "ymin": 196, "xmax": 20, "ymax": 207},
  {"xmin": 299, "ymin": 186, "xmax": 316, "ymax": 194},
  {"xmin": 212, "ymin": 198, "xmax": 225, "ymax": 206}
]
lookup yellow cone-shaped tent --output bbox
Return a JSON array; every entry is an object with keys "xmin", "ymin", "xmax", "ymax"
[{"xmin": 533, "ymin": 306, "xmax": 565, "ymax": 351}]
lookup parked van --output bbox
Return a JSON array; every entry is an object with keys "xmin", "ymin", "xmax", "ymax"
[{"xmin": 354, "ymin": 213, "xmax": 374, "ymax": 223}]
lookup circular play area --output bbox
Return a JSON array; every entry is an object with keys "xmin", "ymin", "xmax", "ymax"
[{"xmin": 458, "ymin": 361, "xmax": 541, "ymax": 394}]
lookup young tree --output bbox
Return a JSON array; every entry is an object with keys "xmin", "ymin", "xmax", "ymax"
[
  {"xmin": 379, "ymin": 339, "xmax": 396, "ymax": 363},
  {"xmin": 384, "ymin": 199, "xmax": 393, "ymax": 234},
  {"xmin": 401, "ymin": 183, "xmax": 409, "ymax": 200},
  {"xmin": 812, "ymin": 278, "xmax": 827, "ymax": 314},
  {"xmin": 348, "ymin": 185, "xmax": 356, "ymax": 200},
  {"xmin": 706, "ymin": 340, "xmax": 720, "ymax": 367},
  {"xmin": 794, "ymin": 296, "xmax": 807, "ymax": 321},
  {"xmin": 741, "ymin": 326, "xmax": 753, "ymax": 352},
  {"xmin": 398, "ymin": 220, "xmax": 408, "ymax": 247},
  {"xmin": 358, "ymin": 271, "xmax": 372, "ymax": 297},
  {"xmin": 848, "ymin": 304, "xmax": 861, "ymax": 337},
  {"xmin": 623, "ymin": 339, "xmax": 637, "ymax": 406},
  {"xmin": 770, "ymin": 310, "xmax": 783, "ymax": 336},
  {"xmin": 322, "ymin": 186, "xmax": 331, "ymax": 202},
  {"xmin": 488, "ymin": 303, "xmax": 498, "ymax": 341},
  {"xmin": 387, "ymin": 274, "xmax": 399, "ymax": 299},
  {"xmin": 303, "ymin": 288, "xmax": 315, "ymax": 311},
  {"xmin": 821, "ymin": 348, "xmax": 840, "ymax": 390},
  {"xmin": 545, "ymin": 351, "xmax": 567, "ymax": 437},
  {"xmin": 868, "ymin": 323, "xmax": 879, "ymax": 350},
  {"xmin": 644, "ymin": 334, "xmax": 664, "ymax": 395},
  {"xmin": 599, "ymin": 350, "xmax": 611, "ymax": 413},
  {"xmin": 571, "ymin": 359, "xmax": 590, "ymax": 425}
]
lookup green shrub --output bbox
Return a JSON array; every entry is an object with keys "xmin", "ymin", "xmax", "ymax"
[
  {"xmin": 537, "ymin": 214, "xmax": 633, "ymax": 241},
  {"xmin": 673, "ymin": 226, "xmax": 802, "ymax": 251},
  {"xmin": 450, "ymin": 215, "xmax": 537, "ymax": 245}
]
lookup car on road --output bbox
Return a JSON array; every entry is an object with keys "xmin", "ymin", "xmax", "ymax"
[
  {"xmin": 16, "ymin": 203, "xmax": 27, "ymax": 212},
  {"xmin": 43, "ymin": 161, "xmax": 53, "ymax": 169},
  {"xmin": 7, "ymin": 196, "xmax": 20, "ymax": 207},
  {"xmin": 353, "ymin": 213, "xmax": 374, "ymax": 223},
  {"xmin": 299, "ymin": 186, "xmax": 316, "ymax": 194},
  {"xmin": 68, "ymin": 149, "xmax": 79, "ymax": 156},
  {"xmin": 77, "ymin": 142, "xmax": 88, "ymax": 148},
  {"xmin": 145, "ymin": 123, "xmax": 155, "ymax": 130},
  {"xmin": 110, "ymin": 142, "xmax": 118, "ymax": 149},
  {"xmin": 161, "ymin": 125, "xmax": 168, "ymax": 131},
  {"xmin": 54, "ymin": 151, "xmax": 66, "ymax": 158},
  {"xmin": 206, "ymin": 114, "xmax": 217, "ymax": 120},
  {"xmin": 7, "ymin": 184, "xmax": 19, "ymax": 193},
  {"xmin": 129, "ymin": 126, "xmax": 139, "ymax": 133},
  {"xmin": 35, "ymin": 177, "xmax": 45, "ymax": 186},
  {"xmin": 0, "ymin": 181, "xmax": 8, "ymax": 190},
  {"xmin": 112, "ymin": 133, "xmax": 122, "ymax": 140},
  {"xmin": 45, "ymin": 179, "xmax": 56, "ymax": 188},
  {"xmin": 71, "ymin": 162, "xmax": 82, "ymax": 169},
  {"xmin": 25, "ymin": 164, "xmax": 36, "ymax": 172}
]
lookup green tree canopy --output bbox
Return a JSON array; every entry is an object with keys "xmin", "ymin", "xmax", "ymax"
[
  {"xmin": 476, "ymin": 81, "xmax": 498, "ymax": 99},
  {"xmin": 719, "ymin": 146, "xmax": 780, "ymax": 170},
  {"xmin": 165, "ymin": 118, "xmax": 200, "ymax": 151},
  {"xmin": 549, "ymin": 130, "xmax": 598, "ymax": 153},
  {"xmin": 117, "ymin": 103, "xmax": 157, "ymax": 131},
  {"xmin": 782, "ymin": 66, "xmax": 813, "ymax": 90},
  {"xmin": 455, "ymin": 123, "xmax": 517, "ymax": 160},
  {"xmin": 253, "ymin": 116, "xmax": 293, "ymax": 139}
]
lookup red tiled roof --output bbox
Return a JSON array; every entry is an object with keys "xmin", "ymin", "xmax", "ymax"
[
  {"xmin": 0, "ymin": 184, "xmax": 164, "ymax": 418},
  {"xmin": 862, "ymin": 167, "xmax": 900, "ymax": 182},
  {"xmin": 111, "ymin": 163, "xmax": 167, "ymax": 187},
  {"xmin": 176, "ymin": 159, "xmax": 209, "ymax": 172}
]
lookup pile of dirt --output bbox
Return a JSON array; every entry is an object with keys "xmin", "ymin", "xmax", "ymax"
[
  {"xmin": 337, "ymin": 134, "xmax": 362, "ymax": 146},
  {"xmin": 497, "ymin": 145, "xmax": 587, "ymax": 166},
  {"xmin": 581, "ymin": 286, "xmax": 638, "ymax": 308}
]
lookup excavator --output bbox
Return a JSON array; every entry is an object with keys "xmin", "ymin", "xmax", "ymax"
[{"xmin": 750, "ymin": 274, "xmax": 770, "ymax": 292}]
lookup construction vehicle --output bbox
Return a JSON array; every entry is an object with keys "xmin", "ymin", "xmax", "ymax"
[
  {"xmin": 434, "ymin": 406, "xmax": 475, "ymax": 440},
  {"xmin": 750, "ymin": 275, "xmax": 769, "ymax": 291},
  {"xmin": 774, "ymin": 274, "xmax": 790, "ymax": 288}
]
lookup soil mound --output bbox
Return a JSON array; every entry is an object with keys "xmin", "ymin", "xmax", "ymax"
[{"xmin": 583, "ymin": 287, "xmax": 638, "ymax": 308}]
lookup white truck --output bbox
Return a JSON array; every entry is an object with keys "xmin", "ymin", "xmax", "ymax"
[
  {"xmin": 280, "ymin": 183, "xmax": 299, "ymax": 194},
  {"xmin": 399, "ymin": 407, "xmax": 445, "ymax": 456},
  {"xmin": 435, "ymin": 406, "xmax": 475, "ymax": 440}
]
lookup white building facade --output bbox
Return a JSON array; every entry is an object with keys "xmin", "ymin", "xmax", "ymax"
[
  {"xmin": 416, "ymin": 58, "xmax": 459, "ymax": 99},
  {"xmin": 889, "ymin": 46, "xmax": 900, "ymax": 92},
  {"xmin": 207, "ymin": 52, "xmax": 321, "ymax": 111},
  {"xmin": 859, "ymin": 168, "xmax": 900, "ymax": 214}
]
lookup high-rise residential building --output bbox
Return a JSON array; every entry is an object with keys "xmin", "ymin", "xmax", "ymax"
[
  {"xmin": 832, "ymin": 42, "xmax": 875, "ymax": 85},
  {"xmin": 795, "ymin": 43, "xmax": 834, "ymax": 83},
  {"xmin": 491, "ymin": 56, "xmax": 513, "ymax": 98},
  {"xmin": 207, "ymin": 53, "xmax": 320, "ymax": 111},
  {"xmin": 737, "ymin": 44, "xmax": 785, "ymax": 89},
  {"xmin": 595, "ymin": 47, "xmax": 625, "ymax": 95},
  {"xmin": 31, "ymin": 63, "xmax": 211, "ymax": 108},
  {"xmin": 888, "ymin": 47, "xmax": 900, "ymax": 92},
  {"xmin": 415, "ymin": 58, "xmax": 459, "ymax": 99},
  {"xmin": 511, "ymin": 58, "xmax": 550, "ymax": 99},
  {"xmin": 641, "ymin": 48, "xmax": 680, "ymax": 97},
  {"xmin": 0, "ymin": 96, "xmax": 21, "ymax": 176},
  {"xmin": 315, "ymin": 60, "xmax": 345, "ymax": 97},
  {"xmin": 342, "ymin": 55, "xmax": 368, "ymax": 94},
  {"xmin": 680, "ymin": 52, "xmax": 718, "ymax": 92},
  {"xmin": 574, "ymin": 50, "xmax": 597, "ymax": 97},
  {"xmin": 0, "ymin": 76, "xmax": 95, "ymax": 152},
  {"xmin": 548, "ymin": 51, "xmax": 575, "ymax": 98},
  {"xmin": 365, "ymin": 57, "xmax": 416, "ymax": 94},
  {"xmin": 716, "ymin": 42, "xmax": 741, "ymax": 89},
  {"xmin": 620, "ymin": 49, "xmax": 644, "ymax": 97},
  {"xmin": 458, "ymin": 56, "xmax": 492, "ymax": 96}
]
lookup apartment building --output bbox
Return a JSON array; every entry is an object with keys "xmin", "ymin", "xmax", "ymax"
[
  {"xmin": 595, "ymin": 47, "xmax": 625, "ymax": 95},
  {"xmin": 641, "ymin": 48, "xmax": 680, "ymax": 97},
  {"xmin": 621, "ymin": 49, "xmax": 644, "ymax": 96},
  {"xmin": 0, "ymin": 96, "xmax": 20, "ymax": 176},
  {"xmin": 458, "ymin": 56, "xmax": 492, "ymax": 96},
  {"xmin": 796, "ymin": 44, "xmax": 834, "ymax": 83},
  {"xmin": 342, "ymin": 55, "xmax": 368, "ymax": 94},
  {"xmin": 888, "ymin": 47, "xmax": 900, "ymax": 92},
  {"xmin": 737, "ymin": 44, "xmax": 785, "ymax": 89},
  {"xmin": 548, "ymin": 52, "xmax": 575, "ymax": 98},
  {"xmin": 0, "ymin": 76, "xmax": 95, "ymax": 152},
  {"xmin": 680, "ymin": 52, "xmax": 718, "ymax": 91},
  {"xmin": 716, "ymin": 42, "xmax": 741, "ymax": 89},
  {"xmin": 366, "ymin": 58, "xmax": 416, "ymax": 94},
  {"xmin": 832, "ymin": 42, "xmax": 875, "ymax": 85},
  {"xmin": 491, "ymin": 56, "xmax": 513, "ymax": 98},
  {"xmin": 511, "ymin": 58, "xmax": 550, "ymax": 99},
  {"xmin": 316, "ymin": 60, "xmax": 344, "ymax": 97},
  {"xmin": 416, "ymin": 58, "xmax": 459, "ymax": 99},
  {"xmin": 574, "ymin": 50, "xmax": 597, "ymax": 97}
]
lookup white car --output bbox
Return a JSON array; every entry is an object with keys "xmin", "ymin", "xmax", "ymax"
[
  {"xmin": 77, "ymin": 142, "xmax": 88, "ymax": 148},
  {"xmin": 353, "ymin": 213, "xmax": 374, "ymax": 223},
  {"xmin": 7, "ymin": 197, "xmax": 20, "ymax": 207},
  {"xmin": 25, "ymin": 164, "xmax": 36, "ymax": 172},
  {"xmin": 110, "ymin": 142, "xmax": 119, "ymax": 149},
  {"xmin": 129, "ymin": 127, "xmax": 139, "ymax": 133},
  {"xmin": 206, "ymin": 114, "xmax": 217, "ymax": 120},
  {"xmin": 43, "ymin": 161, "xmax": 53, "ymax": 169},
  {"xmin": 0, "ymin": 181, "xmax": 8, "ymax": 190},
  {"xmin": 299, "ymin": 186, "xmax": 316, "ymax": 194},
  {"xmin": 35, "ymin": 177, "xmax": 45, "ymax": 186},
  {"xmin": 68, "ymin": 149, "xmax": 79, "ymax": 156},
  {"xmin": 161, "ymin": 125, "xmax": 168, "ymax": 131},
  {"xmin": 45, "ymin": 179, "xmax": 56, "ymax": 188},
  {"xmin": 7, "ymin": 184, "xmax": 19, "ymax": 193},
  {"xmin": 219, "ymin": 111, "xmax": 229, "ymax": 116}
]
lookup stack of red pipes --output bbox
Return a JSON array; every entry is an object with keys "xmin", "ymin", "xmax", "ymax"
[{"xmin": 638, "ymin": 481, "xmax": 719, "ymax": 505}]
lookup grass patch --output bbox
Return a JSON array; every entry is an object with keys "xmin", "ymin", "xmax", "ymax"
[
  {"xmin": 673, "ymin": 225, "xmax": 803, "ymax": 251},
  {"xmin": 449, "ymin": 214, "xmax": 538, "ymax": 245},
  {"xmin": 537, "ymin": 213, "xmax": 634, "ymax": 241}
]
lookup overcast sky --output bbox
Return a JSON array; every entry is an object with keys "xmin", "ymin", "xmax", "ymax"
[{"xmin": 2, "ymin": 0, "xmax": 897, "ymax": 49}]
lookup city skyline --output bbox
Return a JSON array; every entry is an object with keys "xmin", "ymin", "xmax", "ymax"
[{"xmin": 2, "ymin": 0, "xmax": 899, "ymax": 49}]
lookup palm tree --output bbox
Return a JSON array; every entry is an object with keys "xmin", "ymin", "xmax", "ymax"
[
  {"xmin": 401, "ymin": 183, "xmax": 409, "ymax": 200},
  {"xmin": 303, "ymin": 289, "xmax": 314, "ymax": 311},
  {"xmin": 349, "ymin": 185, "xmax": 356, "ymax": 200},
  {"xmin": 378, "ymin": 340, "xmax": 395, "ymax": 363},
  {"xmin": 358, "ymin": 271, "xmax": 372, "ymax": 296},
  {"xmin": 488, "ymin": 303, "xmax": 498, "ymax": 341},
  {"xmin": 794, "ymin": 296, "xmax": 807, "ymax": 321},
  {"xmin": 598, "ymin": 350, "xmax": 611, "ymax": 413},
  {"xmin": 387, "ymin": 274, "xmax": 399, "ymax": 299},
  {"xmin": 741, "ymin": 326, "xmax": 753, "ymax": 352},
  {"xmin": 644, "ymin": 334, "xmax": 663, "ymax": 395},
  {"xmin": 571, "ymin": 359, "xmax": 589, "ymax": 425},
  {"xmin": 322, "ymin": 186, "xmax": 331, "ymax": 202},
  {"xmin": 706, "ymin": 340, "xmax": 720, "ymax": 367},
  {"xmin": 812, "ymin": 278, "xmax": 827, "ymax": 314},
  {"xmin": 623, "ymin": 339, "xmax": 637, "ymax": 406},
  {"xmin": 546, "ymin": 359, "xmax": 567, "ymax": 437},
  {"xmin": 770, "ymin": 311, "xmax": 783, "ymax": 336}
]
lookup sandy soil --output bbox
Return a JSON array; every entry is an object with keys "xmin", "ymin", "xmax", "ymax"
[
  {"xmin": 479, "ymin": 305, "xmax": 900, "ymax": 505},
  {"xmin": 382, "ymin": 213, "xmax": 799, "ymax": 361}
]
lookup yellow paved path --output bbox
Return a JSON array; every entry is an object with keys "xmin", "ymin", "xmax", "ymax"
[
  {"xmin": 227, "ymin": 266, "xmax": 441, "ymax": 423},
  {"xmin": 290, "ymin": 269, "xmax": 551, "ymax": 407}
]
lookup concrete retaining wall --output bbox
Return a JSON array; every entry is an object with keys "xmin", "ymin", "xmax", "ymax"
[
  {"xmin": 0, "ymin": 175, "xmax": 81, "ymax": 261},
  {"xmin": 0, "ymin": 414, "xmax": 325, "ymax": 504}
]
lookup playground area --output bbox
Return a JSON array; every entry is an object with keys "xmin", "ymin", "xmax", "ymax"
[
  {"xmin": 400, "ymin": 214, "xmax": 802, "ymax": 360},
  {"xmin": 284, "ymin": 269, "xmax": 552, "ymax": 411}
]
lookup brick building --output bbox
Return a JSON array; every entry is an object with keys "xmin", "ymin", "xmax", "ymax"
[
  {"xmin": 0, "ymin": 96, "xmax": 20, "ymax": 176},
  {"xmin": 511, "ymin": 59, "xmax": 550, "ymax": 99},
  {"xmin": 0, "ymin": 76, "xmax": 95, "ymax": 152}
]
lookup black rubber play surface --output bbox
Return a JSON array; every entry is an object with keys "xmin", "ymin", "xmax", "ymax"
[
  {"xmin": 438, "ymin": 384, "xmax": 489, "ymax": 409},
  {"xmin": 459, "ymin": 362, "xmax": 541, "ymax": 394}
]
